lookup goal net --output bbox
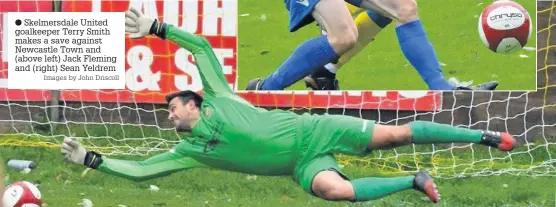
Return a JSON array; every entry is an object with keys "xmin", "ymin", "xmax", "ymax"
[{"xmin": 1, "ymin": 0, "xmax": 554, "ymax": 179}]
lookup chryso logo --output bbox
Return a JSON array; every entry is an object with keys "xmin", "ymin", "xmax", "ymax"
[{"xmin": 489, "ymin": 12, "xmax": 523, "ymax": 21}]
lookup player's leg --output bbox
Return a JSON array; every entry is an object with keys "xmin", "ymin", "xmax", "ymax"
[
  {"xmin": 367, "ymin": 121, "xmax": 516, "ymax": 151},
  {"xmin": 352, "ymin": 0, "xmax": 497, "ymax": 90},
  {"xmin": 347, "ymin": 2, "xmax": 365, "ymax": 14},
  {"xmin": 246, "ymin": 0, "xmax": 357, "ymax": 90},
  {"xmin": 295, "ymin": 155, "xmax": 439, "ymax": 202},
  {"xmin": 311, "ymin": 114, "xmax": 516, "ymax": 158},
  {"xmin": 306, "ymin": 9, "xmax": 392, "ymax": 90},
  {"xmin": 329, "ymin": 9, "xmax": 391, "ymax": 70},
  {"xmin": 357, "ymin": 0, "xmax": 454, "ymax": 90}
]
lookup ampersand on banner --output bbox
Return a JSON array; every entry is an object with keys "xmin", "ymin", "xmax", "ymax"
[{"xmin": 125, "ymin": 46, "xmax": 161, "ymax": 91}]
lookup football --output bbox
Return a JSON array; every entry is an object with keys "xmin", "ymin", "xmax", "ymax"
[
  {"xmin": 2, "ymin": 181, "xmax": 42, "ymax": 207},
  {"xmin": 478, "ymin": 0, "xmax": 532, "ymax": 54}
]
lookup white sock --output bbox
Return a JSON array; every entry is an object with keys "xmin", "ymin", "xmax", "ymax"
[{"xmin": 324, "ymin": 63, "xmax": 338, "ymax": 74}]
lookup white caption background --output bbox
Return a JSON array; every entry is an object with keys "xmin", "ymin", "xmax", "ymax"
[{"xmin": 7, "ymin": 12, "xmax": 125, "ymax": 90}]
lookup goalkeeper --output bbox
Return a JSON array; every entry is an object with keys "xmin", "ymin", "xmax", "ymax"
[{"xmin": 61, "ymin": 7, "xmax": 517, "ymax": 203}]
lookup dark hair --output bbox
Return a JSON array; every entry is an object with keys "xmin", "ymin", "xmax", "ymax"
[{"xmin": 165, "ymin": 90, "xmax": 203, "ymax": 108}]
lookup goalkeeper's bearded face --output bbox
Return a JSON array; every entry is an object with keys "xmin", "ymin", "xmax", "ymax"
[{"xmin": 168, "ymin": 97, "xmax": 200, "ymax": 132}]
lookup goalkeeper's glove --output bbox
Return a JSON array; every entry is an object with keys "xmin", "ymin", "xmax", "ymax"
[
  {"xmin": 125, "ymin": 6, "xmax": 167, "ymax": 39},
  {"xmin": 61, "ymin": 137, "xmax": 103, "ymax": 169}
]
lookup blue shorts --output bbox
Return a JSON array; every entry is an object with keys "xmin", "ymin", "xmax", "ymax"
[
  {"xmin": 285, "ymin": 0, "xmax": 364, "ymax": 32},
  {"xmin": 284, "ymin": 0, "xmax": 321, "ymax": 32}
]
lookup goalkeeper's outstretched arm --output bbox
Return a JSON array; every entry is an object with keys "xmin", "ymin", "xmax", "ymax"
[
  {"xmin": 161, "ymin": 24, "xmax": 233, "ymax": 98},
  {"xmin": 125, "ymin": 7, "xmax": 233, "ymax": 99},
  {"xmin": 61, "ymin": 138, "xmax": 205, "ymax": 182},
  {"xmin": 95, "ymin": 151, "xmax": 204, "ymax": 182}
]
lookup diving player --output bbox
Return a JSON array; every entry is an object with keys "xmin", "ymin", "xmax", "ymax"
[{"xmin": 61, "ymin": 7, "xmax": 516, "ymax": 203}]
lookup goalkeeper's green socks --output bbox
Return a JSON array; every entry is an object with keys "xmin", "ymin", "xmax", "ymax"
[
  {"xmin": 350, "ymin": 176, "xmax": 414, "ymax": 201},
  {"xmin": 409, "ymin": 120, "xmax": 483, "ymax": 144}
]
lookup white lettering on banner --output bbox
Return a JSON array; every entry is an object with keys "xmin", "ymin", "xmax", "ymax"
[
  {"xmin": 174, "ymin": 48, "xmax": 234, "ymax": 91},
  {"xmin": 367, "ymin": 91, "xmax": 429, "ymax": 98},
  {"xmin": 183, "ymin": 0, "xmax": 200, "ymax": 33},
  {"xmin": 347, "ymin": 91, "xmax": 362, "ymax": 96},
  {"xmin": 0, "ymin": 79, "xmax": 6, "ymax": 88},
  {"xmin": 129, "ymin": 0, "xmax": 159, "ymax": 18},
  {"xmin": 92, "ymin": 0, "xmax": 101, "ymax": 12},
  {"xmin": 329, "ymin": 91, "xmax": 342, "ymax": 96},
  {"xmin": 163, "ymin": 0, "xmax": 179, "ymax": 27},
  {"xmin": 123, "ymin": 0, "xmax": 237, "ymax": 36},
  {"xmin": 126, "ymin": 45, "xmax": 161, "ymax": 91},
  {"xmin": 295, "ymin": 91, "xmax": 429, "ymax": 99},
  {"xmin": 371, "ymin": 91, "xmax": 387, "ymax": 97},
  {"xmin": 398, "ymin": 91, "xmax": 429, "ymax": 98},
  {"xmin": 203, "ymin": 0, "xmax": 237, "ymax": 36},
  {"xmin": 165, "ymin": 0, "xmax": 199, "ymax": 33},
  {"xmin": 215, "ymin": 48, "xmax": 234, "ymax": 74},
  {"xmin": 174, "ymin": 48, "xmax": 202, "ymax": 92}
]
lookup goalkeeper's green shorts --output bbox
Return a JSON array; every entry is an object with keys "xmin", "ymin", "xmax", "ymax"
[{"xmin": 293, "ymin": 114, "xmax": 375, "ymax": 195}]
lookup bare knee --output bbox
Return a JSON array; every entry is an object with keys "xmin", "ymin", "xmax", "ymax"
[
  {"xmin": 394, "ymin": 125, "xmax": 412, "ymax": 144},
  {"xmin": 312, "ymin": 0, "xmax": 358, "ymax": 54},
  {"xmin": 383, "ymin": 125, "xmax": 411, "ymax": 147},
  {"xmin": 315, "ymin": 182, "xmax": 354, "ymax": 200},
  {"xmin": 312, "ymin": 171, "xmax": 354, "ymax": 201},
  {"xmin": 327, "ymin": 26, "xmax": 358, "ymax": 54},
  {"xmin": 395, "ymin": 0, "xmax": 418, "ymax": 24},
  {"xmin": 370, "ymin": 125, "xmax": 412, "ymax": 150}
]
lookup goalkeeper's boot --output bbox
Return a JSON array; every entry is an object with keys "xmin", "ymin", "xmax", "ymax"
[
  {"xmin": 479, "ymin": 130, "xmax": 517, "ymax": 152},
  {"xmin": 413, "ymin": 170, "xmax": 440, "ymax": 203},
  {"xmin": 245, "ymin": 78, "xmax": 264, "ymax": 90},
  {"xmin": 456, "ymin": 81, "xmax": 499, "ymax": 90}
]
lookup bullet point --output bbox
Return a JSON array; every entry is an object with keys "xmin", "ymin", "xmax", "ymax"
[{"xmin": 15, "ymin": 19, "xmax": 21, "ymax": 26}]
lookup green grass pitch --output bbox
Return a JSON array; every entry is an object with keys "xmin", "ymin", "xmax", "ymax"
[
  {"xmin": 1, "ymin": 147, "xmax": 555, "ymax": 207},
  {"xmin": 1, "ymin": 122, "xmax": 555, "ymax": 206},
  {"xmin": 236, "ymin": 0, "xmax": 536, "ymax": 90}
]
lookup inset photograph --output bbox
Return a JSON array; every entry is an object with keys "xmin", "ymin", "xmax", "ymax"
[{"xmin": 238, "ymin": 0, "xmax": 535, "ymax": 91}]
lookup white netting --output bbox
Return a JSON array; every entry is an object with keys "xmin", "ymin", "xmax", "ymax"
[{"xmin": 0, "ymin": 0, "xmax": 554, "ymax": 178}]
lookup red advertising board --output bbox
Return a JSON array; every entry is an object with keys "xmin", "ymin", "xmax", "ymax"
[
  {"xmin": 240, "ymin": 91, "xmax": 441, "ymax": 111},
  {"xmin": 0, "ymin": 1, "xmax": 53, "ymax": 101},
  {"xmin": 0, "ymin": 0, "xmax": 441, "ymax": 111}
]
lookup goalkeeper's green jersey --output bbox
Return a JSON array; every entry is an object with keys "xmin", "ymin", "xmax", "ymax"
[
  {"xmin": 93, "ymin": 24, "xmax": 376, "ymax": 182},
  {"xmin": 165, "ymin": 24, "xmax": 303, "ymax": 175},
  {"xmin": 95, "ymin": 24, "xmax": 307, "ymax": 180}
]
